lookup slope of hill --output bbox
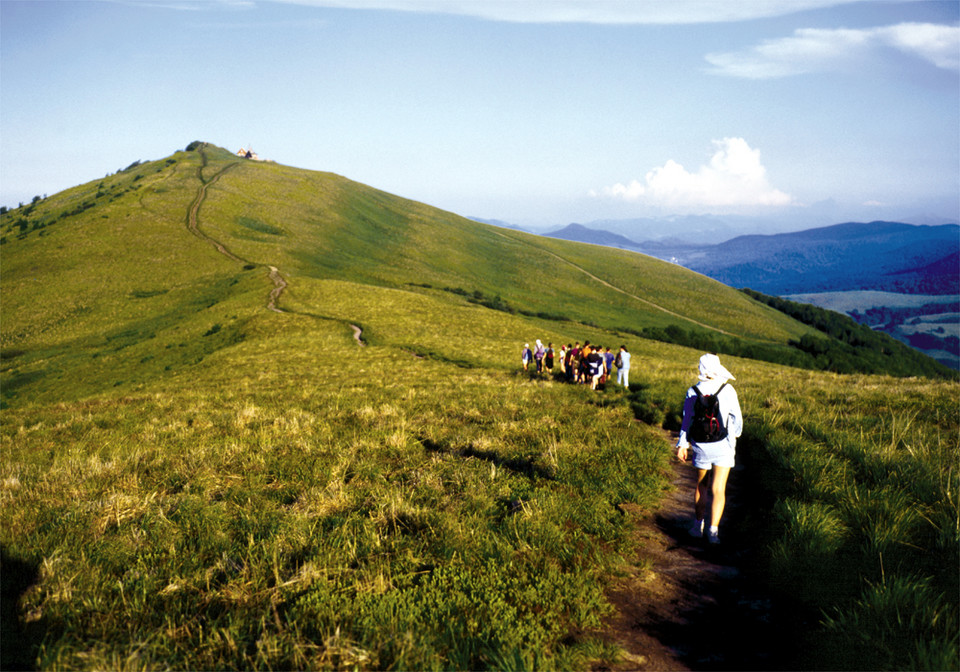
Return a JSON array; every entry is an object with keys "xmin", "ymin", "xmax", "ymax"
[
  {"xmin": 1, "ymin": 142, "xmax": 844, "ymax": 406},
  {"xmin": 1, "ymin": 143, "xmax": 957, "ymax": 671},
  {"xmin": 2, "ymin": 144, "xmax": 953, "ymax": 410}
]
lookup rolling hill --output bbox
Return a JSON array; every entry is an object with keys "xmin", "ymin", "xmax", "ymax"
[
  {"xmin": 2, "ymin": 143, "xmax": 953, "ymax": 409},
  {"xmin": 1, "ymin": 143, "xmax": 957, "ymax": 671},
  {"xmin": 549, "ymin": 220, "xmax": 959, "ymax": 296},
  {"xmin": 685, "ymin": 221, "xmax": 960, "ymax": 296},
  {"xmin": 601, "ymin": 220, "xmax": 960, "ymax": 296},
  {"xmin": 0, "ymin": 142, "xmax": 838, "ymax": 406}
]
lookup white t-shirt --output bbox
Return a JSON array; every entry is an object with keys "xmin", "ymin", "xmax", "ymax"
[{"xmin": 676, "ymin": 378, "xmax": 742, "ymax": 449}]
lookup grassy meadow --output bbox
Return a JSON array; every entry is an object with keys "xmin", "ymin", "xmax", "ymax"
[
  {"xmin": 2, "ymin": 143, "xmax": 957, "ymax": 670},
  {"xmin": 2, "ymin": 311, "xmax": 673, "ymax": 670}
]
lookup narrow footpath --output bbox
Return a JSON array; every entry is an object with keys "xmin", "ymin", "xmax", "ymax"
[
  {"xmin": 266, "ymin": 266, "xmax": 287, "ymax": 314},
  {"xmin": 596, "ymin": 434, "xmax": 790, "ymax": 671},
  {"xmin": 186, "ymin": 148, "xmax": 365, "ymax": 347}
]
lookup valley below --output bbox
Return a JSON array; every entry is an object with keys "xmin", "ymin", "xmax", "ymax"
[{"xmin": 784, "ymin": 291, "xmax": 960, "ymax": 370}]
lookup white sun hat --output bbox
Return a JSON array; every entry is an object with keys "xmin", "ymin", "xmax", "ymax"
[{"xmin": 698, "ymin": 353, "xmax": 736, "ymax": 381}]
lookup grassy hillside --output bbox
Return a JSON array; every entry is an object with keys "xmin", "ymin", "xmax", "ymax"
[
  {"xmin": 1, "ymin": 143, "xmax": 957, "ymax": 670},
  {"xmin": 0, "ymin": 142, "xmax": 829, "ymax": 407},
  {"xmin": 192, "ymin": 148, "xmax": 810, "ymax": 344},
  {"xmin": 8, "ymin": 141, "xmax": 947, "ymax": 407}
]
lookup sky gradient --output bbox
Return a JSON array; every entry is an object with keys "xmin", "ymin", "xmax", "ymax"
[{"xmin": 2, "ymin": 0, "xmax": 958, "ymax": 232}]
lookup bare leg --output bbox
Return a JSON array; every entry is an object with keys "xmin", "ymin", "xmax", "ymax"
[
  {"xmin": 710, "ymin": 465, "xmax": 732, "ymax": 528},
  {"xmin": 695, "ymin": 468, "xmax": 711, "ymax": 522}
]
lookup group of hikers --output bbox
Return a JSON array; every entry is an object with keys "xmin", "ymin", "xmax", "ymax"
[
  {"xmin": 521, "ymin": 341, "xmax": 743, "ymax": 546},
  {"xmin": 520, "ymin": 340, "xmax": 631, "ymax": 390}
]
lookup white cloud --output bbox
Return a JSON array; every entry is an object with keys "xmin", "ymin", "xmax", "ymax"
[
  {"xmin": 273, "ymin": 0, "xmax": 857, "ymax": 24},
  {"xmin": 594, "ymin": 138, "xmax": 793, "ymax": 212},
  {"xmin": 706, "ymin": 22, "xmax": 960, "ymax": 78},
  {"xmin": 881, "ymin": 22, "xmax": 960, "ymax": 70}
]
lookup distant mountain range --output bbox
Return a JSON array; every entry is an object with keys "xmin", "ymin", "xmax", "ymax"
[
  {"xmin": 542, "ymin": 223, "xmax": 642, "ymax": 249},
  {"xmin": 5, "ymin": 141, "xmax": 952, "ymax": 389},
  {"xmin": 546, "ymin": 220, "xmax": 959, "ymax": 296},
  {"xmin": 542, "ymin": 219, "xmax": 960, "ymax": 368}
]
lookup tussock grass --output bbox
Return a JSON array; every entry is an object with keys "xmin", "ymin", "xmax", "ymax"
[
  {"xmin": 2, "ymin": 143, "xmax": 957, "ymax": 669},
  {"xmin": 2, "ymin": 308, "xmax": 673, "ymax": 669},
  {"xmin": 727, "ymin": 371, "xmax": 959, "ymax": 671},
  {"xmin": 6, "ymin": 301, "xmax": 954, "ymax": 669}
]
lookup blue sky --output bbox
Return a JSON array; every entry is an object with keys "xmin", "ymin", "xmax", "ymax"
[{"xmin": 1, "ymin": 0, "xmax": 958, "ymax": 232}]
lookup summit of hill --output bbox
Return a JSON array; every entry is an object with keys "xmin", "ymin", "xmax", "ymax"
[
  {"xmin": 1, "ymin": 142, "xmax": 958, "ymax": 672},
  {"xmin": 0, "ymin": 142, "xmax": 952, "ymax": 406}
]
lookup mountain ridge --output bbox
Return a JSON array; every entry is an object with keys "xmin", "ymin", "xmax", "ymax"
[
  {"xmin": 544, "ymin": 223, "xmax": 643, "ymax": 249},
  {"xmin": 1, "ymin": 142, "xmax": 952, "ymax": 408},
  {"xmin": 547, "ymin": 219, "xmax": 959, "ymax": 296}
]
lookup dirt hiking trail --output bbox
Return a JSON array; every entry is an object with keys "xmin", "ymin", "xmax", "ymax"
[
  {"xmin": 187, "ymin": 149, "xmax": 365, "ymax": 345},
  {"xmin": 596, "ymin": 433, "xmax": 792, "ymax": 671},
  {"xmin": 266, "ymin": 266, "xmax": 287, "ymax": 313},
  {"xmin": 185, "ymin": 149, "xmax": 787, "ymax": 665}
]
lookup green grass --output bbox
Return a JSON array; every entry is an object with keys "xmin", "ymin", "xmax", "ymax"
[
  {"xmin": 1, "ymin": 318, "xmax": 669, "ymax": 669},
  {"xmin": 2, "ymin": 142, "xmax": 957, "ymax": 670},
  {"xmin": 727, "ymin": 370, "xmax": 959, "ymax": 671}
]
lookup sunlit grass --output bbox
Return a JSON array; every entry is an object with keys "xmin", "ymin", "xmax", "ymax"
[
  {"xmin": 1, "ymin": 305, "xmax": 675, "ymax": 669},
  {"xmin": 2, "ymin": 143, "xmax": 957, "ymax": 670}
]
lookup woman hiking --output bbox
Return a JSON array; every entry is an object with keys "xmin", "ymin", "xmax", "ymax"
[
  {"xmin": 676, "ymin": 353, "xmax": 743, "ymax": 545},
  {"xmin": 521, "ymin": 343, "xmax": 533, "ymax": 371}
]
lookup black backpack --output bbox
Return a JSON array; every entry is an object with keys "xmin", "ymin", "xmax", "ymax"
[{"xmin": 690, "ymin": 383, "xmax": 727, "ymax": 443}]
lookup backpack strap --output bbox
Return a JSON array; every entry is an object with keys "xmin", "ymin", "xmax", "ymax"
[{"xmin": 695, "ymin": 383, "xmax": 727, "ymax": 397}]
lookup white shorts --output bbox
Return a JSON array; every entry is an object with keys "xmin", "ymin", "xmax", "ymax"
[{"xmin": 692, "ymin": 441, "xmax": 735, "ymax": 469}]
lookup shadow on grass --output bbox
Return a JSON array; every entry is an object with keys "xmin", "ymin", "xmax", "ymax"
[
  {"xmin": 635, "ymin": 438, "xmax": 803, "ymax": 671},
  {"xmin": 1, "ymin": 545, "xmax": 42, "ymax": 672},
  {"xmin": 624, "ymin": 382, "xmax": 681, "ymax": 431},
  {"xmin": 419, "ymin": 437, "xmax": 555, "ymax": 481}
]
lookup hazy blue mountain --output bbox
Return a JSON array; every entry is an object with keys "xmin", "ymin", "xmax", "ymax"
[
  {"xmin": 544, "ymin": 223, "xmax": 644, "ymax": 249},
  {"xmin": 580, "ymin": 215, "xmax": 740, "ymax": 243},
  {"xmin": 677, "ymin": 221, "xmax": 959, "ymax": 295},
  {"xmin": 468, "ymin": 217, "xmax": 529, "ymax": 232}
]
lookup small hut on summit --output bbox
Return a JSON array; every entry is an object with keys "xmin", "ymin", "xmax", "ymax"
[{"xmin": 236, "ymin": 146, "xmax": 261, "ymax": 160}]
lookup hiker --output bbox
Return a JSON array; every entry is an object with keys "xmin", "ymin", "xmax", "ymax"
[
  {"xmin": 558, "ymin": 344, "xmax": 567, "ymax": 374},
  {"xmin": 587, "ymin": 346, "xmax": 605, "ymax": 390},
  {"xmin": 676, "ymin": 353, "xmax": 743, "ymax": 545},
  {"xmin": 567, "ymin": 343, "xmax": 580, "ymax": 382},
  {"xmin": 616, "ymin": 345, "xmax": 631, "ymax": 389},
  {"xmin": 545, "ymin": 343, "xmax": 555, "ymax": 372},
  {"xmin": 521, "ymin": 343, "xmax": 533, "ymax": 371},
  {"xmin": 533, "ymin": 339, "xmax": 546, "ymax": 373},
  {"xmin": 603, "ymin": 347, "xmax": 616, "ymax": 378},
  {"xmin": 579, "ymin": 341, "xmax": 592, "ymax": 384}
]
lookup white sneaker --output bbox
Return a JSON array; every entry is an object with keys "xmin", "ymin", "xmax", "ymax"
[
  {"xmin": 689, "ymin": 520, "xmax": 704, "ymax": 538},
  {"xmin": 707, "ymin": 528, "xmax": 720, "ymax": 544}
]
